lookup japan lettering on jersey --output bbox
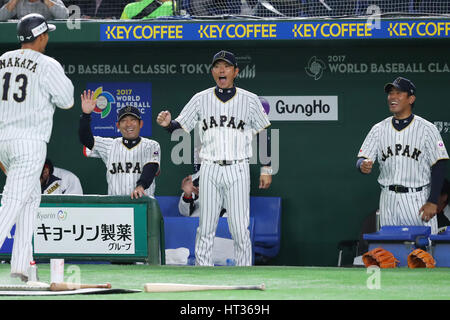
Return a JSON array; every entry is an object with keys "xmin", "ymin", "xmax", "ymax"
[
  {"xmin": 358, "ymin": 115, "xmax": 449, "ymax": 187},
  {"xmin": 84, "ymin": 137, "xmax": 161, "ymax": 196},
  {"xmin": 43, "ymin": 176, "xmax": 68, "ymax": 195},
  {"xmin": 175, "ymin": 87, "xmax": 270, "ymax": 161}
]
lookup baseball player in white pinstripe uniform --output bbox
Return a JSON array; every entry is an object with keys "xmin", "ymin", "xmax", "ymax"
[
  {"xmin": 0, "ymin": 13, "xmax": 74, "ymax": 281},
  {"xmin": 157, "ymin": 50, "xmax": 273, "ymax": 266},
  {"xmin": 79, "ymin": 90, "xmax": 161, "ymax": 198},
  {"xmin": 41, "ymin": 159, "xmax": 83, "ymax": 195},
  {"xmin": 357, "ymin": 77, "xmax": 449, "ymax": 234}
]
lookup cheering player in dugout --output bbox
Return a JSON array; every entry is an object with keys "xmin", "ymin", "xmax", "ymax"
[
  {"xmin": 357, "ymin": 77, "xmax": 449, "ymax": 234},
  {"xmin": 79, "ymin": 91, "xmax": 161, "ymax": 199},
  {"xmin": 157, "ymin": 50, "xmax": 273, "ymax": 266}
]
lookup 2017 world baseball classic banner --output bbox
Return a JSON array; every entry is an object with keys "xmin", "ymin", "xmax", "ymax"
[
  {"xmin": 100, "ymin": 19, "xmax": 450, "ymax": 41},
  {"xmin": 85, "ymin": 82, "xmax": 152, "ymax": 137}
]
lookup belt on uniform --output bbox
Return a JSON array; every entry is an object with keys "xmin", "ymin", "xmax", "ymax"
[
  {"xmin": 382, "ymin": 184, "xmax": 425, "ymax": 193},
  {"xmin": 213, "ymin": 159, "xmax": 247, "ymax": 166}
]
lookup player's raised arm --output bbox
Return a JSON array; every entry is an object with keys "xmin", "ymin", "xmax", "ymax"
[{"xmin": 78, "ymin": 90, "xmax": 96, "ymax": 150}]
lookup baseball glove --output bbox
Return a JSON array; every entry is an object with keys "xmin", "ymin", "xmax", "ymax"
[
  {"xmin": 362, "ymin": 247, "xmax": 399, "ymax": 268},
  {"xmin": 407, "ymin": 249, "xmax": 436, "ymax": 268}
]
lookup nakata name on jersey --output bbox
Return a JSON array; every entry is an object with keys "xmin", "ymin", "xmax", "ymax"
[
  {"xmin": 0, "ymin": 56, "xmax": 38, "ymax": 73},
  {"xmin": 109, "ymin": 161, "xmax": 143, "ymax": 174},
  {"xmin": 381, "ymin": 144, "xmax": 422, "ymax": 162},
  {"xmin": 201, "ymin": 115, "xmax": 246, "ymax": 131}
]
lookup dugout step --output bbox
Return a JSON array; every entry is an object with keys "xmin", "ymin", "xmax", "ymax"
[
  {"xmin": 430, "ymin": 228, "xmax": 450, "ymax": 267},
  {"xmin": 363, "ymin": 226, "xmax": 431, "ymax": 267}
]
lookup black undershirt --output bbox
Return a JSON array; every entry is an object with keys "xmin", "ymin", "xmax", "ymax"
[
  {"xmin": 214, "ymin": 86, "xmax": 236, "ymax": 103},
  {"xmin": 122, "ymin": 137, "xmax": 141, "ymax": 149},
  {"xmin": 392, "ymin": 113, "xmax": 414, "ymax": 131}
]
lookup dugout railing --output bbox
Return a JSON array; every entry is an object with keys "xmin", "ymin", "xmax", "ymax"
[{"xmin": 0, "ymin": 195, "xmax": 165, "ymax": 265}]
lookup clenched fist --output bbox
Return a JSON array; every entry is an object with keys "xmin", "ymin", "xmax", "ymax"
[
  {"xmin": 157, "ymin": 111, "xmax": 172, "ymax": 127},
  {"xmin": 360, "ymin": 159, "xmax": 373, "ymax": 174}
]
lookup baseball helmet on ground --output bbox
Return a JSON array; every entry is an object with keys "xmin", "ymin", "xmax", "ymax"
[{"xmin": 17, "ymin": 13, "xmax": 56, "ymax": 43}]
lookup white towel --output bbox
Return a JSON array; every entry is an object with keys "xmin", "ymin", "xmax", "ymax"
[
  {"xmin": 212, "ymin": 237, "xmax": 235, "ymax": 266},
  {"xmin": 165, "ymin": 248, "xmax": 190, "ymax": 265}
]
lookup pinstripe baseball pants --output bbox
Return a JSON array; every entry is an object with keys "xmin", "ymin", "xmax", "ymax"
[
  {"xmin": 379, "ymin": 186, "xmax": 438, "ymax": 234},
  {"xmin": 196, "ymin": 161, "xmax": 252, "ymax": 266},
  {"xmin": 0, "ymin": 140, "xmax": 46, "ymax": 277}
]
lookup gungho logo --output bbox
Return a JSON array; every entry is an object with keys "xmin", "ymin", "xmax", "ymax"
[{"xmin": 260, "ymin": 96, "xmax": 338, "ymax": 121}]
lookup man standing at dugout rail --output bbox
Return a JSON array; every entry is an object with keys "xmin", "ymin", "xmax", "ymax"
[
  {"xmin": 0, "ymin": 14, "xmax": 74, "ymax": 281},
  {"xmin": 157, "ymin": 50, "xmax": 273, "ymax": 266},
  {"xmin": 357, "ymin": 77, "xmax": 449, "ymax": 234}
]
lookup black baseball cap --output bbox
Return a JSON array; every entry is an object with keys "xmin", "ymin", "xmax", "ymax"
[
  {"xmin": 212, "ymin": 50, "xmax": 238, "ymax": 67},
  {"xmin": 384, "ymin": 77, "xmax": 416, "ymax": 95},
  {"xmin": 117, "ymin": 106, "xmax": 141, "ymax": 121}
]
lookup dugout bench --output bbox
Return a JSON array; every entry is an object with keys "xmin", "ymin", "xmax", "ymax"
[
  {"xmin": 430, "ymin": 228, "xmax": 450, "ymax": 267},
  {"xmin": 363, "ymin": 225, "xmax": 450, "ymax": 267},
  {"xmin": 156, "ymin": 196, "xmax": 282, "ymax": 265}
]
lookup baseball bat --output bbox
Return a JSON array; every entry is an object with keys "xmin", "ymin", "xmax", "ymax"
[
  {"xmin": 49, "ymin": 282, "xmax": 111, "ymax": 291},
  {"xmin": 144, "ymin": 283, "xmax": 265, "ymax": 293}
]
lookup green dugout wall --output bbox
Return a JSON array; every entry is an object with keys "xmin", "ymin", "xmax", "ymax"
[{"xmin": 0, "ymin": 18, "xmax": 449, "ymax": 266}]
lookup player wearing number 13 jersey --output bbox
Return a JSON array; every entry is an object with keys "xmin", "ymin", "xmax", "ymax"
[{"xmin": 0, "ymin": 14, "xmax": 74, "ymax": 281}]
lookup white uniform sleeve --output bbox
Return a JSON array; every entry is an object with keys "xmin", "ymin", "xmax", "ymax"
[
  {"xmin": 178, "ymin": 193, "xmax": 200, "ymax": 217},
  {"xmin": 145, "ymin": 140, "xmax": 161, "ymax": 166},
  {"xmin": 53, "ymin": 167, "xmax": 83, "ymax": 195},
  {"xmin": 178, "ymin": 194, "xmax": 191, "ymax": 217},
  {"xmin": 85, "ymin": 136, "xmax": 114, "ymax": 163},
  {"xmin": 358, "ymin": 124, "xmax": 379, "ymax": 162},
  {"xmin": 175, "ymin": 94, "xmax": 200, "ymax": 133},
  {"xmin": 64, "ymin": 175, "xmax": 83, "ymax": 195},
  {"xmin": 250, "ymin": 96, "xmax": 271, "ymax": 133},
  {"xmin": 43, "ymin": 58, "xmax": 74, "ymax": 109},
  {"xmin": 424, "ymin": 125, "xmax": 449, "ymax": 166}
]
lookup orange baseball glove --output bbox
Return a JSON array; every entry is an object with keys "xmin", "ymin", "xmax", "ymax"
[
  {"xmin": 407, "ymin": 249, "xmax": 436, "ymax": 268},
  {"xmin": 362, "ymin": 247, "xmax": 399, "ymax": 268}
]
